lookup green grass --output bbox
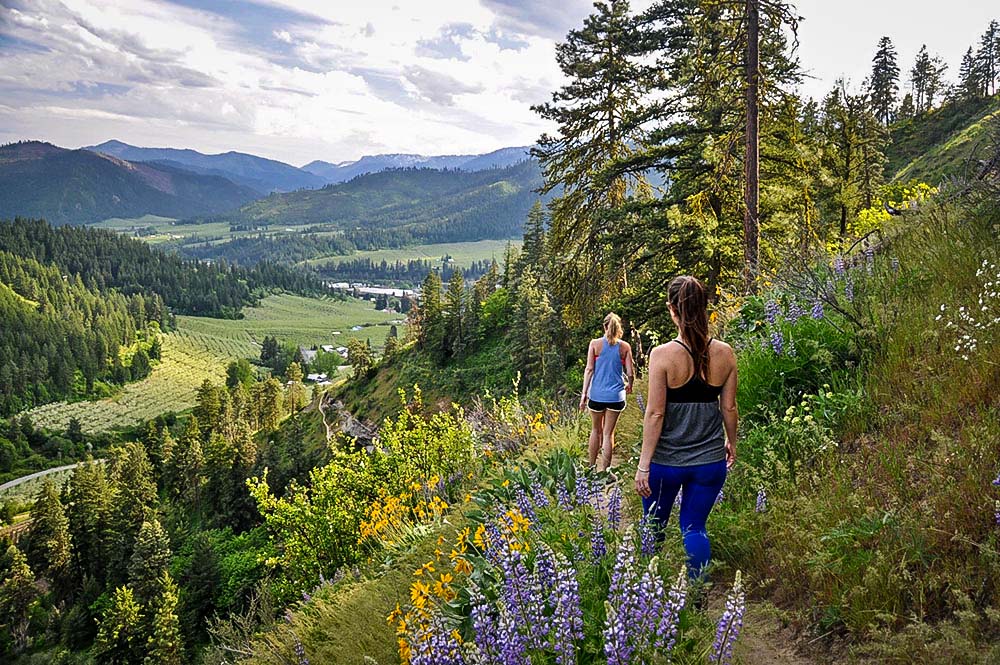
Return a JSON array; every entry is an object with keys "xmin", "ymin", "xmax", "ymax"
[
  {"xmin": 91, "ymin": 216, "xmax": 287, "ymax": 246},
  {"xmin": 299, "ymin": 239, "xmax": 521, "ymax": 269},
  {"xmin": 176, "ymin": 293, "xmax": 401, "ymax": 350},
  {"xmin": 888, "ymin": 96, "xmax": 1000, "ymax": 183}
]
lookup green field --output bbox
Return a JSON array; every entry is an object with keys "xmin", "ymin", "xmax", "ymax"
[
  {"xmin": 92, "ymin": 215, "xmax": 273, "ymax": 245},
  {"xmin": 176, "ymin": 293, "xmax": 401, "ymax": 349},
  {"xmin": 26, "ymin": 294, "xmax": 399, "ymax": 433},
  {"xmin": 299, "ymin": 239, "xmax": 521, "ymax": 268}
]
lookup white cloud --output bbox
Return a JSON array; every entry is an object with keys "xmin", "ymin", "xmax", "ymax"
[{"xmin": 273, "ymin": 29, "xmax": 292, "ymax": 43}]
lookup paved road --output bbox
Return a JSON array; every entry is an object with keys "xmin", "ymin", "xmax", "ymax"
[{"xmin": 0, "ymin": 459, "xmax": 104, "ymax": 495}]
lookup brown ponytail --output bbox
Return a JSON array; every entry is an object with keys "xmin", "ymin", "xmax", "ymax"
[{"xmin": 667, "ymin": 276, "xmax": 710, "ymax": 379}]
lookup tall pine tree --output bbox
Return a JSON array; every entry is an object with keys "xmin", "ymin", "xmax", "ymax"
[{"xmin": 869, "ymin": 36, "xmax": 900, "ymax": 125}]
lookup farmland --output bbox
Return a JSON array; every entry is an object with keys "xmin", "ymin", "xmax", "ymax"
[
  {"xmin": 26, "ymin": 294, "xmax": 399, "ymax": 433},
  {"xmin": 176, "ymin": 293, "xmax": 401, "ymax": 349},
  {"xmin": 299, "ymin": 239, "xmax": 521, "ymax": 269}
]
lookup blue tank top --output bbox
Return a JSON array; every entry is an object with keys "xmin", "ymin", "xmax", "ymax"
[{"xmin": 591, "ymin": 338, "xmax": 626, "ymax": 402}]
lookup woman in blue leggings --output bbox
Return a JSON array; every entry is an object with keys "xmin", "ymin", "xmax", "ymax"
[{"xmin": 634, "ymin": 276, "xmax": 738, "ymax": 579}]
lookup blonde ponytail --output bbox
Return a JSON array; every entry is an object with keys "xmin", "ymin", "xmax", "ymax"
[{"xmin": 603, "ymin": 312, "xmax": 623, "ymax": 345}]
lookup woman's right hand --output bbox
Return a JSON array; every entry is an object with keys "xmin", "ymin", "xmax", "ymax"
[
  {"xmin": 578, "ymin": 397, "xmax": 587, "ymax": 411},
  {"xmin": 635, "ymin": 468, "xmax": 651, "ymax": 498}
]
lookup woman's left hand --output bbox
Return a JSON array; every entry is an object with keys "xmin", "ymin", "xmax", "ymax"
[{"xmin": 635, "ymin": 468, "xmax": 651, "ymax": 498}]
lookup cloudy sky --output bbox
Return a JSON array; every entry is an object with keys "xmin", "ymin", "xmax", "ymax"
[{"xmin": 1, "ymin": 0, "xmax": 996, "ymax": 166}]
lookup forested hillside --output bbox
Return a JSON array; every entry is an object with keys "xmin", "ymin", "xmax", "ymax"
[
  {"xmin": 0, "ymin": 218, "xmax": 321, "ymax": 318},
  {"xmin": 0, "ymin": 251, "xmax": 163, "ymax": 417},
  {"xmin": 187, "ymin": 160, "xmax": 543, "ymax": 264},
  {"xmin": 0, "ymin": 142, "xmax": 259, "ymax": 225}
]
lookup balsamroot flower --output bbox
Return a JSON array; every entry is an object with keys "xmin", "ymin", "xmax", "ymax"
[{"xmin": 710, "ymin": 571, "xmax": 746, "ymax": 665}]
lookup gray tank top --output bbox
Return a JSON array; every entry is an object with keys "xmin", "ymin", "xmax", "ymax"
[{"xmin": 652, "ymin": 339, "xmax": 726, "ymax": 467}]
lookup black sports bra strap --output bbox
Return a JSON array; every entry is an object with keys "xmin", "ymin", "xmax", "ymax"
[{"xmin": 671, "ymin": 338, "xmax": 693, "ymax": 356}]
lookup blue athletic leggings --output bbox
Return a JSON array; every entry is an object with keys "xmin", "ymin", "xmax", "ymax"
[{"xmin": 641, "ymin": 460, "xmax": 727, "ymax": 578}]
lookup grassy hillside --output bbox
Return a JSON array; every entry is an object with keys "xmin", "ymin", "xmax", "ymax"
[{"xmin": 887, "ymin": 96, "xmax": 1000, "ymax": 182}]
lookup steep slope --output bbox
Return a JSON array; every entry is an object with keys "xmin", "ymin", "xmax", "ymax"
[
  {"xmin": 887, "ymin": 95, "xmax": 1000, "ymax": 182},
  {"xmin": 88, "ymin": 139, "xmax": 325, "ymax": 193},
  {"xmin": 0, "ymin": 141, "xmax": 260, "ymax": 225}
]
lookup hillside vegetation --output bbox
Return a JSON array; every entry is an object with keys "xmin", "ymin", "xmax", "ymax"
[
  {"xmin": 888, "ymin": 96, "xmax": 1000, "ymax": 182},
  {"xmin": 0, "ymin": 142, "xmax": 258, "ymax": 225}
]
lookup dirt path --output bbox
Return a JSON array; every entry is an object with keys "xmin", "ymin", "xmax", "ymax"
[{"xmin": 733, "ymin": 601, "xmax": 818, "ymax": 665}]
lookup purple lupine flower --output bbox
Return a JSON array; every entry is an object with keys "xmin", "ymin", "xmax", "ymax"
[
  {"xmin": 710, "ymin": 572, "xmax": 746, "ymax": 665},
  {"xmin": 833, "ymin": 256, "xmax": 846, "ymax": 276},
  {"xmin": 556, "ymin": 478, "xmax": 573, "ymax": 511},
  {"xmin": 764, "ymin": 300, "xmax": 781, "ymax": 325},
  {"xmin": 995, "ymin": 500, "xmax": 1000, "ymax": 527},
  {"xmin": 786, "ymin": 336, "xmax": 797, "ymax": 357},
  {"xmin": 714, "ymin": 488, "xmax": 725, "ymax": 506},
  {"xmin": 755, "ymin": 488, "xmax": 767, "ymax": 513},
  {"xmin": 410, "ymin": 613, "xmax": 468, "ymax": 665},
  {"xmin": 769, "ymin": 329, "xmax": 784, "ymax": 355},
  {"xmin": 607, "ymin": 483, "xmax": 623, "ymax": 530},
  {"xmin": 470, "ymin": 586, "xmax": 502, "ymax": 663},
  {"xmin": 891, "ymin": 257, "xmax": 900, "ymax": 272},
  {"xmin": 787, "ymin": 299, "xmax": 806, "ymax": 320},
  {"xmin": 591, "ymin": 513, "xmax": 607, "ymax": 560},
  {"xmin": 514, "ymin": 485, "xmax": 537, "ymax": 525},
  {"xmin": 845, "ymin": 278, "xmax": 855, "ymax": 301},
  {"xmin": 638, "ymin": 512, "xmax": 658, "ymax": 558},
  {"xmin": 657, "ymin": 567, "xmax": 688, "ymax": 651},
  {"xmin": 992, "ymin": 473, "xmax": 1000, "ymax": 487},
  {"xmin": 529, "ymin": 472, "xmax": 551, "ymax": 509},
  {"xmin": 864, "ymin": 246, "xmax": 875, "ymax": 273},
  {"xmin": 603, "ymin": 531, "xmax": 640, "ymax": 665},
  {"xmin": 301, "ymin": 590, "xmax": 311, "ymax": 602},
  {"xmin": 636, "ymin": 392, "xmax": 646, "ymax": 415},
  {"xmin": 811, "ymin": 298, "xmax": 824, "ymax": 320},
  {"xmin": 533, "ymin": 543, "xmax": 558, "ymax": 594},
  {"xmin": 549, "ymin": 550, "xmax": 583, "ymax": 665},
  {"xmin": 635, "ymin": 558, "xmax": 666, "ymax": 648},
  {"xmin": 673, "ymin": 487, "xmax": 683, "ymax": 511},
  {"xmin": 294, "ymin": 639, "xmax": 309, "ymax": 665},
  {"xmin": 575, "ymin": 467, "xmax": 593, "ymax": 510}
]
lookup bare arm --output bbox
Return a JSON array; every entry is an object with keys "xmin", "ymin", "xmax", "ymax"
[
  {"xmin": 623, "ymin": 343, "xmax": 635, "ymax": 394},
  {"xmin": 720, "ymin": 348, "xmax": 739, "ymax": 467},
  {"xmin": 579, "ymin": 340, "xmax": 596, "ymax": 410},
  {"xmin": 636, "ymin": 345, "xmax": 667, "ymax": 497}
]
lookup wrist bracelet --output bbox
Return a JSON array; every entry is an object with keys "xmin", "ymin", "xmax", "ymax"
[{"xmin": 637, "ymin": 467, "xmax": 649, "ymax": 473}]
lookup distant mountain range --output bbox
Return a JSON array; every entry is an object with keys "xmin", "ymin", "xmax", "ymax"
[
  {"xmin": 301, "ymin": 146, "xmax": 532, "ymax": 183},
  {"xmin": 87, "ymin": 140, "xmax": 532, "ymax": 192},
  {"xmin": 87, "ymin": 140, "xmax": 326, "ymax": 193},
  {"xmin": 0, "ymin": 141, "xmax": 259, "ymax": 225}
]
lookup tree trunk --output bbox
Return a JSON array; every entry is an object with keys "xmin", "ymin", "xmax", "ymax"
[{"xmin": 744, "ymin": 0, "xmax": 760, "ymax": 294}]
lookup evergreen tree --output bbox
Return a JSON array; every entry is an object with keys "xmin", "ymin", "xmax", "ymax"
[
  {"xmin": 66, "ymin": 458, "xmax": 111, "ymax": 583},
  {"xmin": 176, "ymin": 532, "xmax": 219, "ymax": 646},
  {"xmin": 144, "ymin": 572, "xmax": 183, "ymax": 665},
  {"xmin": 347, "ymin": 338, "xmax": 374, "ymax": 377},
  {"xmin": 93, "ymin": 586, "xmax": 143, "ymax": 665},
  {"xmin": 285, "ymin": 362, "xmax": 306, "ymax": 411},
  {"xmin": 259, "ymin": 335, "xmax": 279, "ymax": 367},
  {"xmin": 66, "ymin": 417, "xmax": 83, "ymax": 444},
  {"xmin": 869, "ymin": 36, "xmax": 900, "ymax": 125},
  {"xmin": 511, "ymin": 269, "xmax": 559, "ymax": 386},
  {"xmin": 25, "ymin": 478, "xmax": 72, "ymax": 590},
  {"xmin": 195, "ymin": 379, "xmax": 222, "ymax": 436},
  {"xmin": 910, "ymin": 45, "xmax": 948, "ymax": 113},
  {"xmin": 976, "ymin": 20, "xmax": 999, "ymax": 97},
  {"xmin": 444, "ymin": 269, "xmax": 465, "ymax": 358},
  {"xmin": 259, "ymin": 377, "xmax": 286, "ymax": 433},
  {"xmin": 959, "ymin": 47, "xmax": 982, "ymax": 100},
  {"xmin": 106, "ymin": 443, "xmax": 157, "ymax": 585},
  {"xmin": 519, "ymin": 201, "xmax": 548, "ymax": 272},
  {"xmin": 172, "ymin": 417, "xmax": 206, "ymax": 506},
  {"xmin": 128, "ymin": 519, "xmax": 171, "ymax": 606},
  {"xmin": 0, "ymin": 545, "xmax": 39, "ymax": 655},
  {"xmin": 898, "ymin": 92, "xmax": 915, "ymax": 119},
  {"xmin": 130, "ymin": 348, "xmax": 151, "ymax": 381},
  {"xmin": 532, "ymin": 0, "xmax": 650, "ymax": 321},
  {"xmin": 226, "ymin": 357, "xmax": 254, "ymax": 389},
  {"xmin": 417, "ymin": 270, "xmax": 445, "ymax": 358}
]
